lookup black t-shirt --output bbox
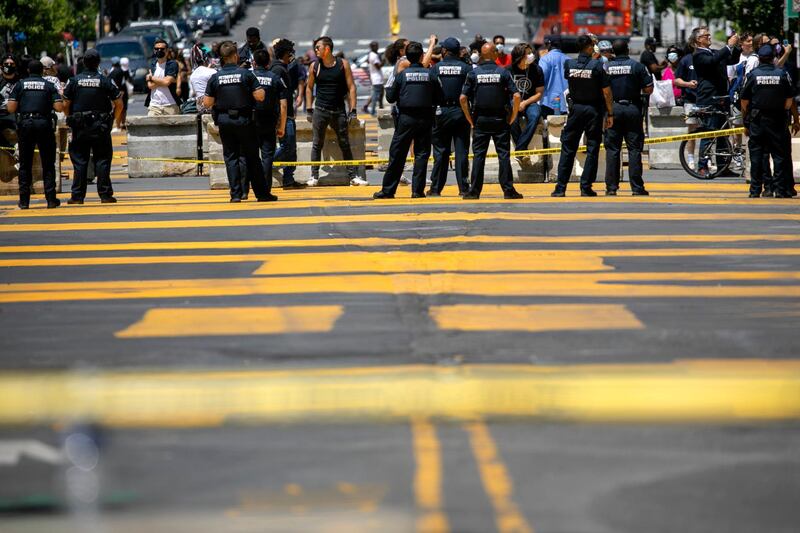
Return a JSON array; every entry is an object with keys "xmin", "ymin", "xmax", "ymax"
[
  {"xmin": 8, "ymin": 75, "xmax": 61, "ymax": 115},
  {"xmin": 640, "ymin": 50, "xmax": 660, "ymax": 80},
  {"xmin": 674, "ymin": 53, "xmax": 696, "ymax": 103},
  {"xmin": 508, "ymin": 63, "xmax": 544, "ymax": 101},
  {"xmin": 108, "ymin": 66, "xmax": 130, "ymax": 95},
  {"xmin": 270, "ymin": 60, "xmax": 295, "ymax": 118}
]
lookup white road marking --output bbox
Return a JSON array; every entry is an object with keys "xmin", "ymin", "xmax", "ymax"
[
  {"xmin": 0, "ymin": 440, "xmax": 64, "ymax": 466},
  {"xmin": 320, "ymin": 0, "xmax": 334, "ymax": 37}
]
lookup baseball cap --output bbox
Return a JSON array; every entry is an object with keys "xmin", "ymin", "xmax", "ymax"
[
  {"xmin": 598, "ymin": 40, "xmax": 612, "ymax": 51},
  {"xmin": 441, "ymin": 37, "xmax": 460, "ymax": 54},
  {"xmin": 758, "ymin": 44, "xmax": 775, "ymax": 58},
  {"xmin": 40, "ymin": 56, "xmax": 55, "ymax": 69},
  {"xmin": 111, "ymin": 56, "xmax": 120, "ymax": 65},
  {"xmin": 645, "ymin": 37, "xmax": 657, "ymax": 46},
  {"xmin": 83, "ymin": 48, "xmax": 100, "ymax": 60}
]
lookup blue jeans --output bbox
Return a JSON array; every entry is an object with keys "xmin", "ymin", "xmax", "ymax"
[
  {"xmin": 273, "ymin": 117, "xmax": 297, "ymax": 183},
  {"xmin": 370, "ymin": 84, "xmax": 384, "ymax": 115},
  {"xmin": 511, "ymin": 103, "xmax": 541, "ymax": 151}
]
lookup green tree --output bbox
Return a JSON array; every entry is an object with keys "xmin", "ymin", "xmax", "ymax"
[
  {"xmin": 728, "ymin": 0, "xmax": 783, "ymax": 34},
  {"xmin": 0, "ymin": 0, "xmax": 75, "ymax": 54}
]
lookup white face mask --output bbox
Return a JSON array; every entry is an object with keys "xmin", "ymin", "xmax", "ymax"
[
  {"xmin": 526, "ymin": 53, "xmax": 535, "ymax": 63},
  {"xmin": 667, "ymin": 52, "xmax": 679, "ymax": 63},
  {"xmin": 470, "ymin": 52, "xmax": 479, "ymax": 64},
  {"xmin": 495, "ymin": 43, "xmax": 505, "ymax": 54}
]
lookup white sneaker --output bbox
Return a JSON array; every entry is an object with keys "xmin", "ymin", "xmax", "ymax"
[
  {"xmin": 686, "ymin": 154, "xmax": 695, "ymax": 171},
  {"xmin": 426, "ymin": 178, "xmax": 432, "ymax": 186},
  {"xmin": 111, "ymin": 127, "xmax": 121, "ymax": 134},
  {"xmin": 399, "ymin": 176, "xmax": 411, "ymax": 185},
  {"xmin": 306, "ymin": 177, "xmax": 319, "ymax": 187},
  {"xmin": 350, "ymin": 176, "xmax": 369, "ymax": 186}
]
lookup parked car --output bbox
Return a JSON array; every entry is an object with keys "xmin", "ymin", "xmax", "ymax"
[
  {"xmin": 186, "ymin": 2, "xmax": 232, "ymax": 36},
  {"xmin": 95, "ymin": 35, "xmax": 150, "ymax": 93},
  {"xmin": 119, "ymin": 19, "xmax": 188, "ymax": 49},
  {"xmin": 419, "ymin": 0, "xmax": 459, "ymax": 18}
]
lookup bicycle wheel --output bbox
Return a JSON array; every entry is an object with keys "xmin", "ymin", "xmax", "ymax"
[{"xmin": 680, "ymin": 135, "xmax": 734, "ymax": 180}]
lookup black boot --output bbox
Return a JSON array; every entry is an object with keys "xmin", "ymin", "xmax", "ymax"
[
  {"xmin": 18, "ymin": 193, "xmax": 30, "ymax": 210},
  {"xmin": 46, "ymin": 195, "xmax": 61, "ymax": 209}
]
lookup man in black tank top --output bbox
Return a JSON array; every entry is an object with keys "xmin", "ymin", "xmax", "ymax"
[{"xmin": 305, "ymin": 36, "xmax": 365, "ymax": 186}]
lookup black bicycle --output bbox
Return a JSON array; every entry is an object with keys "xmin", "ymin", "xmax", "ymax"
[{"xmin": 679, "ymin": 97, "xmax": 744, "ymax": 180}]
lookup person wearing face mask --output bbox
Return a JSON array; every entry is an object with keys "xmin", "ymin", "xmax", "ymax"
[
  {"xmin": 145, "ymin": 38, "xmax": 180, "ymax": 116},
  {"xmin": 662, "ymin": 48, "xmax": 682, "ymax": 103},
  {"xmin": 493, "ymin": 35, "xmax": 511, "ymax": 68},
  {"xmin": 0, "ymin": 55, "xmax": 20, "ymax": 155},
  {"xmin": 603, "ymin": 39, "xmax": 654, "ymax": 196},
  {"xmin": 507, "ymin": 43, "xmax": 544, "ymax": 159}
]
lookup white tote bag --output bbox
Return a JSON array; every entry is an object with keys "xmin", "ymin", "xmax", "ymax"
[{"xmin": 651, "ymin": 77, "xmax": 676, "ymax": 108}]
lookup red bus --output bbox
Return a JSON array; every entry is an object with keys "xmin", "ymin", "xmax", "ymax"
[{"xmin": 521, "ymin": 0, "xmax": 632, "ymax": 47}]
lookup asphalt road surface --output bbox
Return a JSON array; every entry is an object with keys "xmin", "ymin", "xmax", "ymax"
[
  {"xmin": 1, "ymin": 175, "xmax": 799, "ymax": 532},
  {"xmin": 4, "ymin": 1, "xmax": 800, "ymax": 531}
]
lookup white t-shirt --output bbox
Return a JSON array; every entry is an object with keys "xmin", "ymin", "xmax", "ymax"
[
  {"xmin": 189, "ymin": 66, "xmax": 216, "ymax": 100},
  {"xmin": 368, "ymin": 51, "xmax": 384, "ymax": 85},
  {"xmin": 150, "ymin": 61, "xmax": 176, "ymax": 106},
  {"xmin": 728, "ymin": 53, "xmax": 760, "ymax": 80}
]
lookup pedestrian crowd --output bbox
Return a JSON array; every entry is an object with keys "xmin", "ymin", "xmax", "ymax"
[{"xmin": 1, "ymin": 25, "xmax": 797, "ymax": 209}]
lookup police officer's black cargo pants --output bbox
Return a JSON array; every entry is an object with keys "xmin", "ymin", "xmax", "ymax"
[
  {"xmin": 468, "ymin": 115, "xmax": 514, "ymax": 196},
  {"xmin": 220, "ymin": 123, "xmax": 269, "ymax": 200},
  {"xmin": 380, "ymin": 111, "xmax": 432, "ymax": 196},
  {"xmin": 748, "ymin": 111, "xmax": 791, "ymax": 197},
  {"xmin": 604, "ymin": 102, "xmax": 646, "ymax": 194},
  {"xmin": 17, "ymin": 117, "xmax": 57, "ymax": 201},
  {"xmin": 69, "ymin": 126, "xmax": 114, "ymax": 200},
  {"xmin": 241, "ymin": 117, "xmax": 277, "ymax": 197},
  {"xmin": 429, "ymin": 106, "xmax": 470, "ymax": 194},
  {"xmin": 555, "ymin": 103, "xmax": 604, "ymax": 193}
]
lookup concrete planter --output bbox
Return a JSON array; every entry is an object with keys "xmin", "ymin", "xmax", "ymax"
[{"xmin": 127, "ymin": 115, "xmax": 203, "ymax": 178}]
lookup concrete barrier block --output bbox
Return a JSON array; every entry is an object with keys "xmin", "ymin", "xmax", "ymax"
[
  {"xmin": 647, "ymin": 106, "xmax": 686, "ymax": 169},
  {"xmin": 0, "ymin": 128, "xmax": 64, "ymax": 196},
  {"xmin": 127, "ymin": 115, "xmax": 200, "ymax": 178}
]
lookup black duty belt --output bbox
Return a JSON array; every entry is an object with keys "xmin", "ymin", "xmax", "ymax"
[
  {"xmin": 440, "ymin": 101, "xmax": 460, "ymax": 107},
  {"xmin": 615, "ymin": 100, "xmax": 636, "ymax": 105},
  {"xmin": 19, "ymin": 112, "xmax": 49, "ymax": 119}
]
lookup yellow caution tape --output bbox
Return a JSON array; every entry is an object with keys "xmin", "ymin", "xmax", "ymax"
[{"xmin": 0, "ymin": 127, "xmax": 747, "ymax": 168}]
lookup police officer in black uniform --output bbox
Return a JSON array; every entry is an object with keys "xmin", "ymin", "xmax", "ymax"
[
  {"xmin": 63, "ymin": 48, "xmax": 122, "ymax": 204},
  {"xmin": 251, "ymin": 48, "xmax": 288, "ymax": 197},
  {"xmin": 552, "ymin": 35, "xmax": 613, "ymax": 197},
  {"xmin": 204, "ymin": 41, "xmax": 275, "ymax": 203},
  {"xmin": 459, "ymin": 42, "xmax": 523, "ymax": 200},
  {"xmin": 374, "ymin": 41, "xmax": 434, "ymax": 199},
  {"xmin": 6, "ymin": 60, "xmax": 63, "ymax": 209},
  {"xmin": 740, "ymin": 44, "xmax": 794, "ymax": 198},
  {"xmin": 428, "ymin": 37, "xmax": 471, "ymax": 197},
  {"xmin": 603, "ymin": 39, "xmax": 653, "ymax": 196}
]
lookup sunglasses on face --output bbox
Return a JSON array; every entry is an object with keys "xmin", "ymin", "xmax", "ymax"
[{"xmin": 154, "ymin": 47, "xmax": 167, "ymax": 51}]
